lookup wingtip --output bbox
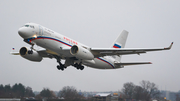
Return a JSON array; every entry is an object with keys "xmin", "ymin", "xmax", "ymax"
[
  {"xmin": 169, "ymin": 42, "xmax": 174, "ymax": 49},
  {"xmin": 164, "ymin": 42, "xmax": 173, "ymax": 50}
]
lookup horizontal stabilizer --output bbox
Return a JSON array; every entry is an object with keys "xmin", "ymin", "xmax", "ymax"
[
  {"xmin": 10, "ymin": 52, "xmax": 20, "ymax": 55},
  {"xmin": 115, "ymin": 62, "xmax": 152, "ymax": 66}
]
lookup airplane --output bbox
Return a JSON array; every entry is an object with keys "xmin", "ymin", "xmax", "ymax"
[{"xmin": 11, "ymin": 22, "xmax": 173, "ymax": 71}]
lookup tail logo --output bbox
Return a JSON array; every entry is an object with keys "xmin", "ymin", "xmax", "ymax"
[{"xmin": 113, "ymin": 43, "xmax": 121, "ymax": 48}]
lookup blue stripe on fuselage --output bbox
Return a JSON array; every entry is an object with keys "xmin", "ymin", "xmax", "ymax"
[
  {"xmin": 28, "ymin": 36, "xmax": 72, "ymax": 47},
  {"xmin": 97, "ymin": 57, "xmax": 115, "ymax": 69}
]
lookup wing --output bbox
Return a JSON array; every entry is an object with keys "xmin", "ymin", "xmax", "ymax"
[{"xmin": 91, "ymin": 42, "xmax": 173, "ymax": 57}]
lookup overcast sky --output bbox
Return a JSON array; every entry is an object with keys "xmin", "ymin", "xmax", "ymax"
[{"xmin": 0, "ymin": 0, "xmax": 180, "ymax": 92}]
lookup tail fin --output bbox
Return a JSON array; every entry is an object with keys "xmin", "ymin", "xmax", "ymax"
[{"xmin": 111, "ymin": 30, "xmax": 128, "ymax": 62}]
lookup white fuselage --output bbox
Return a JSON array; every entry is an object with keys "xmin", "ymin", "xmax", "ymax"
[{"xmin": 18, "ymin": 23, "xmax": 116, "ymax": 69}]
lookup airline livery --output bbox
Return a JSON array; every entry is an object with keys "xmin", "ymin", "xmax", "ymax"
[{"xmin": 11, "ymin": 23, "xmax": 173, "ymax": 71}]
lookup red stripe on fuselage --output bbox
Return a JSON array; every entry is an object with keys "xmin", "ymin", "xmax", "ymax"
[{"xmin": 30, "ymin": 37, "xmax": 72, "ymax": 47}]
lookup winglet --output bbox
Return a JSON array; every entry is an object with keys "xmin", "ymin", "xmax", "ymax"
[{"xmin": 165, "ymin": 42, "xmax": 173, "ymax": 50}]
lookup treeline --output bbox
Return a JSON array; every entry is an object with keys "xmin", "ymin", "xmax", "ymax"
[
  {"xmin": 33, "ymin": 86, "xmax": 85, "ymax": 101},
  {"xmin": 0, "ymin": 83, "xmax": 85, "ymax": 101},
  {"xmin": 0, "ymin": 83, "xmax": 34, "ymax": 98},
  {"xmin": 0, "ymin": 81, "xmax": 162, "ymax": 100},
  {"xmin": 1, "ymin": 81, "xmax": 180, "ymax": 101}
]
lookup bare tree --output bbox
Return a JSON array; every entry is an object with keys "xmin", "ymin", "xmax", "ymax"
[
  {"xmin": 121, "ymin": 81, "xmax": 161, "ymax": 101},
  {"xmin": 25, "ymin": 86, "xmax": 35, "ymax": 97},
  {"xmin": 58, "ymin": 86, "xmax": 83, "ymax": 101},
  {"xmin": 140, "ymin": 80, "xmax": 160, "ymax": 101},
  {"xmin": 133, "ymin": 86, "xmax": 144, "ymax": 100},
  {"xmin": 121, "ymin": 82, "xmax": 135, "ymax": 99},
  {"xmin": 40, "ymin": 88, "xmax": 55, "ymax": 99}
]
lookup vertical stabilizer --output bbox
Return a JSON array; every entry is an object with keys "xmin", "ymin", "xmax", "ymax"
[{"xmin": 111, "ymin": 30, "xmax": 128, "ymax": 62}]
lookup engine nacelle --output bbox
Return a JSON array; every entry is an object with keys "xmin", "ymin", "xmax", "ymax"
[
  {"xmin": 19, "ymin": 47, "xmax": 42, "ymax": 62},
  {"xmin": 70, "ymin": 45, "xmax": 94, "ymax": 60}
]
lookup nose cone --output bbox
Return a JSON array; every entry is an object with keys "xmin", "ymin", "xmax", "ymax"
[
  {"xmin": 18, "ymin": 27, "xmax": 33, "ymax": 39},
  {"xmin": 18, "ymin": 28, "xmax": 26, "ymax": 38}
]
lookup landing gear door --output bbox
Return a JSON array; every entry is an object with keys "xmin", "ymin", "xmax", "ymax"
[{"xmin": 39, "ymin": 25, "xmax": 43, "ymax": 36}]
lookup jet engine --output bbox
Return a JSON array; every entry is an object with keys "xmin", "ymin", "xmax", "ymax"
[
  {"xmin": 19, "ymin": 47, "xmax": 42, "ymax": 62},
  {"xmin": 70, "ymin": 45, "xmax": 94, "ymax": 60}
]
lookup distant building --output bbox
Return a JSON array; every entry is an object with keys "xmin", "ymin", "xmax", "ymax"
[
  {"xmin": 111, "ymin": 93, "xmax": 118, "ymax": 101},
  {"xmin": 93, "ymin": 93, "xmax": 111, "ymax": 101},
  {"xmin": 161, "ymin": 90, "xmax": 178, "ymax": 101},
  {"xmin": 92, "ymin": 93, "xmax": 119, "ymax": 101}
]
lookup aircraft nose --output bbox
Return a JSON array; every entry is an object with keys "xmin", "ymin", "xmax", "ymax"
[
  {"xmin": 18, "ymin": 28, "xmax": 24, "ymax": 36},
  {"xmin": 18, "ymin": 27, "xmax": 30, "ymax": 39}
]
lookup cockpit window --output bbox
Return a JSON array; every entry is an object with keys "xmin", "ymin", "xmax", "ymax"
[
  {"xmin": 23, "ymin": 25, "xmax": 35, "ymax": 29},
  {"xmin": 30, "ymin": 25, "xmax": 34, "ymax": 29},
  {"xmin": 25, "ymin": 25, "xmax": 29, "ymax": 27}
]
